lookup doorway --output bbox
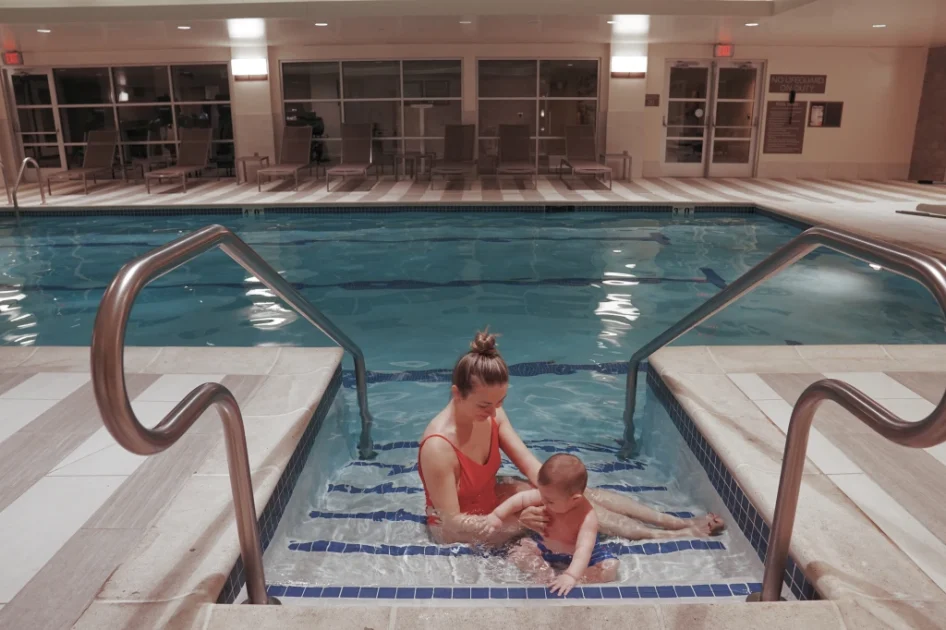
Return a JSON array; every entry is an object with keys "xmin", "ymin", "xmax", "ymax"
[
  {"xmin": 4, "ymin": 69, "xmax": 66, "ymax": 177},
  {"xmin": 662, "ymin": 59, "xmax": 764, "ymax": 178}
]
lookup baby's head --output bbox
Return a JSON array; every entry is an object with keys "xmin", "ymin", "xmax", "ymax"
[{"xmin": 536, "ymin": 453, "xmax": 588, "ymax": 514}]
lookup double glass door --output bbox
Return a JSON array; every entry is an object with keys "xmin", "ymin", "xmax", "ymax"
[
  {"xmin": 5, "ymin": 69, "xmax": 65, "ymax": 176},
  {"xmin": 662, "ymin": 60, "xmax": 764, "ymax": 177}
]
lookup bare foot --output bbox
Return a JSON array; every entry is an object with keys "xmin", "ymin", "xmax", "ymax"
[{"xmin": 683, "ymin": 513, "xmax": 725, "ymax": 537}]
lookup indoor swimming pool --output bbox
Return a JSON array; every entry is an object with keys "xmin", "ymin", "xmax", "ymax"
[{"xmin": 2, "ymin": 209, "xmax": 944, "ymax": 598}]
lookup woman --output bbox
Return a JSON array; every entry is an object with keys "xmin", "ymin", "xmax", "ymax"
[{"xmin": 418, "ymin": 331, "xmax": 725, "ymax": 545}]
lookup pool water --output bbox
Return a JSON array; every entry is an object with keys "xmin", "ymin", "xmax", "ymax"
[{"xmin": 2, "ymin": 210, "xmax": 943, "ymax": 592}]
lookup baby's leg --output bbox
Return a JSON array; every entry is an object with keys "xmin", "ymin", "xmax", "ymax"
[
  {"xmin": 594, "ymin": 504, "xmax": 724, "ymax": 540},
  {"xmin": 508, "ymin": 538, "xmax": 556, "ymax": 583},
  {"xmin": 587, "ymin": 487, "xmax": 724, "ymax": 534},
  {"xmin": 582, "ymin": 558, "xmax": 619, "ymax": 584}
]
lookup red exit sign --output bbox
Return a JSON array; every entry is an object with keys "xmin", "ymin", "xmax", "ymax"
[
  {"xmin": 3, "ymin": 51, "xmax": 24, "ymax": 66},
  {"xmin": 714, "ymin": 44, "xmax": 734, "ymax": 58}
]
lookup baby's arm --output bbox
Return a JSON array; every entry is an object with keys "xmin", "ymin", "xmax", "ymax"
[
  {"xmin": 549, "ymin": 509, "xmax": 599, "ymax": 596},
  {"xmin": 486, "ymin": 489, "xmax": 543, "ymax": 530}
]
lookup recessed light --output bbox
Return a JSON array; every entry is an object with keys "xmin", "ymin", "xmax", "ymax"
[
  {"xmin": 459, "ymin": 20, "xmax": 472, "ymax": 24},
  {"xmin": 607, "ymin": 20, "xmax": 616, "ymax": 24},
  {"xmin": 745, "ymin": 22, "xmax": 759, "ymax": 27},
  {"xmin": 314, "ymin": 22, "xmax": 328, "ymax": 27},
  {"xmin": 177, "ymin": 25, "xmax": 191, "ymax": 30},
  {"xmin": 37, "ymin": 28, "xmax": 51, "ymax": 33},
  {"xmin": 872, "ymin": 24, "xmax": 886, "ymax": 28}
]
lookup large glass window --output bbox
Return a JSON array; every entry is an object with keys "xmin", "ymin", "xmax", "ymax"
[
  {"xmin": 37, "ymin": 64, "xmax": 234, "ymax": 172},
  {"xmin": 478, "ymin": 59, "xmax": 599, "ymax": 173},
  {"xmin": 281, "ymin": 59, "xmax": 461, "ymax": 167}
]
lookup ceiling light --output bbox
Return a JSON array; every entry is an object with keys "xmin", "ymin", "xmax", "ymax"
[
  {"xmin": 607, "ymin": 20, "xmax": 616, "ymax": 24},
  {"xmin": 37, "ymin": 28, "xmax": 51, "ymax": 33},
  {"xmin": 177, "ymin": 25, "xmax": 191, "ymax": 30},
  {"xmin": 459, "ymin": 20, "xmax": 472, "ymax": 25},
  {"xmin": 745, "ymin": 23, "xmax": 759, "ymax": 27},
  {"xmin": 314, "ymin": 22, "xmax": 328, "ymax": 27},
  {"xmin": 872, "ymin": 24, "xmax": 886, "ymax": 28}
]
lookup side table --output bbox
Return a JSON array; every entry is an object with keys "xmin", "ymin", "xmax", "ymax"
[{"xmin": 236, "ymin": 155, "xmax": 270, "ymax": 184}]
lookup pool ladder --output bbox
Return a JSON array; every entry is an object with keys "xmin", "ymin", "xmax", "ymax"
[
  {"xmin": 90, "ymin": 224, "xmax": 376, "ymax": 605},
  {"xmin": 620, "ymin": 225, "xmax": 946, "ymax": 602}
]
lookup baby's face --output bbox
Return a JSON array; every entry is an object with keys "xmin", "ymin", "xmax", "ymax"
[{"xmin": 537, "ymin": 483, "xmax": 581, "ymax": 514}]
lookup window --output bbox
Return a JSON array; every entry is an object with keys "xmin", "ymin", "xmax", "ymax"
[
  {"xmin": 36, "ymin": 64, "xmax": 234, "ymax": 171},
  {"xmin": 478, "ymin": 59, "xmax": 599, "ymax": 172},
  {"xmin": 281, "ymin": 59, "xmax": 461, "ymax": 166}
]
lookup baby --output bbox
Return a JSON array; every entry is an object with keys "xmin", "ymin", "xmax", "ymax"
[{"xmin": 486, "ymin": 453, "xmax": 618, "ymax": 596}]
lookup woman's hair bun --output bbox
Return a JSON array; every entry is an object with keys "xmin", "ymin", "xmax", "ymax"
[{"xmin": 470, "ymin": 330, "xmax": 499, "ymax": 357}]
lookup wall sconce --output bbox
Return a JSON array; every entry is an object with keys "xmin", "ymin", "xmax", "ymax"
[
  {"xmin": 611, "ymin": 55, "xmax": 647, "ymax": 79},
  {"xmin": 231, "ymin": 58, "xmax": 268, "ymax": 81}
]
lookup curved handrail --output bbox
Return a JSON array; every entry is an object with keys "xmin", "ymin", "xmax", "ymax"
[
  {"xmin": 0, "ymin": 159, "xmax": 11, "ymax": 206},
  {"xmin": 619, "ymin": 225, "xmax": 946, "ymax": 459},
  {"xmin": 91, "ymin": 224, "xmax": 378, "ymax": 605},
  {"xmin": 12, "ymin": 157, "xmax": 46, "ymax": 211}
]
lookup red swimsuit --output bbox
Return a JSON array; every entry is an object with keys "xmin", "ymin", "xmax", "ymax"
[{"xmin": 417, "ymin": 418, "xmax": 502, "ymax": 525}]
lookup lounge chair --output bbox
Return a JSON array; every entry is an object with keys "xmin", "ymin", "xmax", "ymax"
[
  {"xmin": 325, "ymin": 123, "xmax": 378, "ymax": 192},
  {"xmin": 560, "ymin": 125, "xmax": 612, "ymax": 190},
  {"xmin": 496, "ymin": 124, "xmax": 536, "ymax": 190},
  {"xmin": 430, "ymin": 124, "xmax": 476, "ymax": 189},
  {"xmin": 257, "ymin": 125, "xmax": 314, "ymax": 191},
  {"xmin": 145, "ymin": 128, "xmax": 212, "ymax": 193},
  {"xmin": 46, "ymin": 130, "xmax": 118, "ymax": 195}
]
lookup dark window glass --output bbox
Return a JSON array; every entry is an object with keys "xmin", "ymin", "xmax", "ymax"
[
  {"xmin": 538, "ymin": 100, "xmax": 596, "ymax": 137},
  {"xmin": 59, "ymin": 107, "xmax": 116, "ymax": 143},
  {"xmin": 282, "ymin": 62, "xmax": 341, "ymax": 100},
  {"xmin": 175, "ymin": 104, "xmax": 233, "ymax": 140},
  {"xmin": 343, "ymin": 101, "xmax": 401, "ymax": 137},
  {"xmin": 285, "ymin": 102, "xmax": 342, "ymax": 139},
  {"xmin": 478, "ymin": 100, "xmax": 535, "ymax": 137},
  {"xmin": 17, "ymin": 108, "xmax": 57, "ymax": 137},
  {"xmin": 404, "ymin": 100, "xmax": 461, "ymax": 138},
  {"xmin": 668, "ymin": 67, "xmax": 709, "ymax": 99},
  {"xmin": 12, "ymin": 74, "xmax": 52, "ymax": 106},
  {"xmin": 112, "ymin": 66, "xmax": 171, "ymax": 103},
  {"xmin": 716, "ymin": 67, "xmax": 757, "ymax": 100},
  {"xmin": 342, "ymin": 61, "xmax": 400, "ymax": 99},
  {"xmin": 117, "ymin": 105, "xmax": 174, "ymax": 143},
  {"xmin": 210, "ymin": 141, "xmax": 235, "ymax": 167},
  {"xmin": 403, "ymin": 60, "xmax": 461, "ymax": 99},
  {"xmin": 121, "ymin": 143, "xmax": 177, "ymax": 166},
  {"xmin": 478, "ymin": 60, "xmax": 536, "ymax": 98},
  {"xmin": 23, "ymin": 145, "xmax": 61, "ymax": 168},
  {"xmin": 54, "ymin": 67, "xmax": 111, "ymax": 104},
  {"xmin": 540, "ymin": 60, "xmax": 598, "ymax": 98},
  {"xmin": 172, "ymin": 65, "xmax": 230, "ymax": 101}
]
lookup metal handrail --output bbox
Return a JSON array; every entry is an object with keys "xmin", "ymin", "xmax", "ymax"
[
  {"xmin": 91, "ymin": 224, "xmax": 377, "ymax": 605},
  {"xmin": 12, "ymin": 157, "xmax": 46, "ymax": 211},
  {"xmin": 619, "ymin": 225, "xmax": 946, "ymax": 602},
  {"xmin": 0, "ymin": 159, "xmax": 11, "ymax": 206}
]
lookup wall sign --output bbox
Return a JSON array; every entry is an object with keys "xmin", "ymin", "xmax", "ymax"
[
  {"xmin": 809, "ymin": 101, "xmax": 844, "ymax": 128},
  {"xmin": 763, "ymin": 101, "xmax": 808, "ymax": 154},
  {"xmin": 644, "ymin": 94, "xmax": 660, "ymax": 107},
  {"xmin": 768, "ymin": 74, "xmax": 827, "ymax": 94}
]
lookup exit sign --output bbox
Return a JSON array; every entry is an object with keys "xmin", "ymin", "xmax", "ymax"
[
  {"xmin": 2, "ymin": 51, "xmax": 23, "ymax": 66},
  {"xmin": 714, "ymin": 44, "xmax": 734, "ymax": 58}
]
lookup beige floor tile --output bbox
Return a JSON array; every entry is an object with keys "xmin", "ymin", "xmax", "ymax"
[
  {"xmin": 195, "ymin": 411, "xmax": 304, "ymax": 476},
  {"xmin": 0, "ymin": 528, "xmax": 141, "ymax": 630},
  {"xmin": 650, "ymin": 346, "xmax": 722, "ymax": 375},
  {"xmin": 882, "ymin": 345, "xmax": 946, "ymax": 362},
  {"xmin": 0, "ymin": 432, "xmax": 88, "ymax": 512},
  {"xmin": 24, "ymin": 374, "xmax": 158, "ymax": 434},
  {"xmin": 794, "ymin": 345, "xmax": 891, "ymax": 360},
  {"xmin": 758, "ymin": 373, "xmax": 822, "ymax": 405},
  {"xmin": 190, "ymin": 375, "xmax": 267, "ymax": 432},
  {"xmin": 206, "ymin": 604, "xmax": 392, "ymax": 630},
  {"xmin": 708, "ymin": 346, "xmax": 810, "ymax": 373},
  {"xmin": 145, "ymin": 347, "xmax": 281, "ymax": 375},
  {"xmin": 658, "ymin": 601, "xmax": 844, "ymax": 630},
  {"xmin": 394, "ymin": 604, "xmax": 662, "ymax": 630},
  {"xmin": 886, "ymin": 372, "xmax": 945, "ymax": 405},
  {"xmin": 836, "ymin": 598, "xmax": 946, "ymax": 630},
  {"xmin": 242, "ymin": 372, "xmax": 335, "ymax": 417},
  {"xmin": 72, "ymin": 599, "xmax": 212, "ymax": 630},
  {"xmin": 268, "ymin": 347, "xmax": 345, "ymax": 375},
  {"xmin": 0, "ymin": 372, "xmax": 32, "ymax": 396},
  {"xmin": 0, "ymin": 347, "xmax": 37, "ymax": 371}
]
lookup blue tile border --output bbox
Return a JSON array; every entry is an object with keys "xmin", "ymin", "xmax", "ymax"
[
  {"xmin": 646, "ymin": 364, "xmax": 819, "ymax": 601},
  {"xmin": 265, "ymin": 581, "xmax": 763, "ymax": 601},
  {"xmin": 216, "ymin": 366, "xmax": 342, "ymax": 604}
]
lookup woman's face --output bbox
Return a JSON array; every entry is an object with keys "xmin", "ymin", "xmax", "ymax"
[{"xmin": 454, "ymin": 382, "xmax": 508, "ymax": 422}]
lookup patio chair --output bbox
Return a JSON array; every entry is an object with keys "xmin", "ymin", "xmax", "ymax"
[
  {"xmin": 325, "ymin": 123, "xmax": 377, "ymax": 192},
  {"xmin": 144, "ymin": 127, "xmax": 212, "ymax": 194},
  {"xmin": 257, "ymin": 125, "xmax": 314, "ymax": 191},
  {"xmin": 496, "ymin": 124, "xmax": 536, "ymax": 189},
  {"xmin": 560, "ymin": 125, "xmax": 612, "ymax": 190},
  {"xmin": 46, "ymin": 130, "xmax": 118, "ymax": 195},
  {"xmin": 430, "ymin": 124, "xmax": 476, "ymax": 189}
]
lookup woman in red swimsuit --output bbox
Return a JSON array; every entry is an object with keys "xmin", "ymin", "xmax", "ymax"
[{"xmin": 418, "ymin": 331, "xmax": 724, "ymax": 545}]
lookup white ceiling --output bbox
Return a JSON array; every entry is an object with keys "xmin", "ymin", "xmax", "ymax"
[{"xmin": 1, "ymin": 0, "xmax": 944, "ymax": 53}]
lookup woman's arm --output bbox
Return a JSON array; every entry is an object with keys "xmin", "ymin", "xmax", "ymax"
[
  {"xmin": 419, "ymin": 437, "xmax": 497, "ymax": 543},
  {"xmin": 495, "ymin": 407, "xmax": 542, "ymax": 485}
]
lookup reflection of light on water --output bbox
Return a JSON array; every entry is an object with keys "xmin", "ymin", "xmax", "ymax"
[
  {"xmin": 595, "ymin": 293, "xmax": 639, "ymax": 346},
  {"xmin": 245, "ymin": 276, "xmax": 296, "ymax": 331},
  {"xmin": 869, "ymin": 263, "xmax": 883, "ymax": 271},
  {"xmin": 0, "ymin": 286, "xmax": 36, "ymax": 345}
]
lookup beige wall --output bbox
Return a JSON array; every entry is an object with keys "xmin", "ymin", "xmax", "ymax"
[{"xmin": 619, "ymin": 43, "xmax": 927, "ymax": 179}]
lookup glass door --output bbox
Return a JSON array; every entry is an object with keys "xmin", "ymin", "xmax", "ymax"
[
  {"xmin": 708, "ymin": 61, "xmax": 763, "ymax": 178},
  {"xmin": 5, "ymin": 69, "xmax": 65, "ymax": 176},
  {"xmin": 662, "ymin": 59, "xmax": 764, "ymax": 178},
  {"xmin": 662, "ymin": 61, "xmax": 711, "ymax": 177}
]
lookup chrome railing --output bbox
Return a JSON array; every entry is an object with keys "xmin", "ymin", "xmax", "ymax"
[
  {"xmin": 12, "ymin": 157, "xmax": 46, "ymax": 212},
  {"xmin": 91, "ymin": 224, "xmax": 377, "ymax": 605},
  {"xmin": 620, "ymin": 225, "xmax": 946, "ymax": 602},
  {"xmin": 0, "ymin": 159, "xmax": 11, "ymax": 206}
]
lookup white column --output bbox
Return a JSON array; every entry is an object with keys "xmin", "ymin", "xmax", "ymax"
[{"xmin": 230, "ymin": 44, "xmax": 277, "ymax": 168}]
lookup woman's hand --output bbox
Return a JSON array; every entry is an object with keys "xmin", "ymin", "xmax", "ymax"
[{"xmin": 517, "ymin": 505, "xmax": 549, "ymax": 535}]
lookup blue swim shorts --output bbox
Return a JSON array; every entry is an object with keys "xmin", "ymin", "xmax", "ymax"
[{"xmin": 531, "ymin": 533, "xmax": 617, "ymax": 568}]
